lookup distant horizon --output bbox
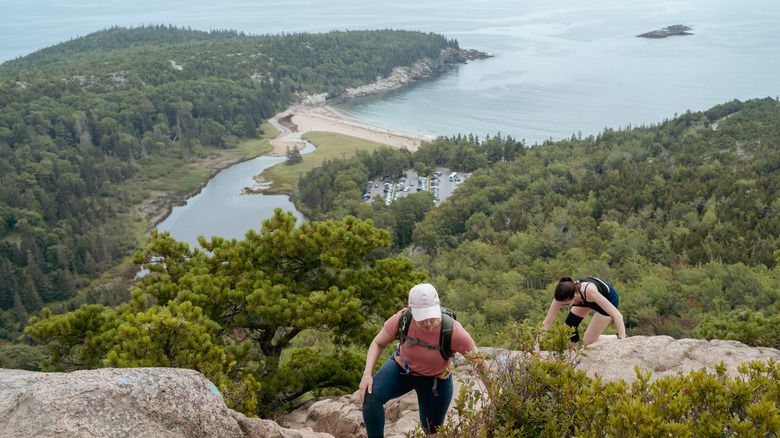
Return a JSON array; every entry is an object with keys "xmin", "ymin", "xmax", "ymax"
[
  {"xmin": 3, "ymin": 0, "xmax": 779, "ymax": 145},
  {"xmin": 5, "ymin": 0, "xmax": 778, "ymax": 63}
]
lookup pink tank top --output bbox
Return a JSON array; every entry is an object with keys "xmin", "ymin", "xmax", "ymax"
[{"xmin": 383, "ymin": 308, "xmax": 477, "ymax": 376}]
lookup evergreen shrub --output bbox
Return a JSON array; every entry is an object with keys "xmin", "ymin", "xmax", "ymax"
[{"xmin": 418, "ymin": 321, "xmax": 780, "ymax": 437}]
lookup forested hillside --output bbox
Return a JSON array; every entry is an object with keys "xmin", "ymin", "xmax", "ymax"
[
  {"xmin": 294, "ymin": 97, "xmax": 780, "ymax": 346},
  {"xmin": 18, "ymin": 97, "xmax": 780, "ymax": 420},
  {"xmin": 4, "ymin": 23, "xmax": 780, "ymax": 424},
  {"xmin": 0, "ymin": 26, "xmax": 458, "ymax": 341}
]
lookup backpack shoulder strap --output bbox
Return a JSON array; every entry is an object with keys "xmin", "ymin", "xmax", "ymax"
[
  {"xmin": 439, "ymin": 313, "xmax": 454, "ymax": 360},
  {"xmin": 399, "ymin": 308, "xmax": 455, "ymax": 361},
  {"xmin": 398, "ymin": 308, "xmax": 413, "ymax": 345}
]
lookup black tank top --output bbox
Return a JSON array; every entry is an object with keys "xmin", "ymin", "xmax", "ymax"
[{"xmin": 576, "ymin": 277, "xmax": 610, "ymax": 305}]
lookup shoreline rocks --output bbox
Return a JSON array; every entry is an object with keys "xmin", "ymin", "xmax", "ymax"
[
  {"xmin": 298, "ymin": 47, "xmax": 492, "ymax": 107},
  {"xmin": 638, "ymin": 24, "xmax": 693, "ymax": 38}
]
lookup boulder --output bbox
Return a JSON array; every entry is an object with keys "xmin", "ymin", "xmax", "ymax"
[
  {"xmin": 0, "ymin": 367, "xmax": 301, "ymax": 438},
  {"xmin": 574, "ymin": 335, "xmax": 780, "ymax": 382}
]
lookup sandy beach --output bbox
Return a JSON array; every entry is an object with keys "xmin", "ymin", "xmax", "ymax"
[
  {"xmin": 138, "ymin": 105, "xmax": 432, "ymax": 230},
  {"xmin": 267, "ymin": 106, "xmax": 434, "ymax": 157}
]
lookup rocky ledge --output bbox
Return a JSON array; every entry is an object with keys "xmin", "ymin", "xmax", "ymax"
[
  {"xmin": 298, "ymin": 47, "xmax": 492, "ymax": 107},
  {"xmin": 279, "ymin": 336, "xmax": 780, "ymax": 437},
  {"xmin": 3, "ymin": 336, "xmax": 775, "ymax": 438},
  {"xmin": 638, "ymin": 24, "xmax": 693, "ymax": 38}
]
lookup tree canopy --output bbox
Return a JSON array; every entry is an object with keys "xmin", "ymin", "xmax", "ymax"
[
  {"xmin": 293, "ymin": 97, "xmax": 780, "ymax": 346},
  {"xmin": 25, "ymin": 209, "xmax": 424, "ymax": 415},
  {"xmin": 0, "ymin": 26, "xmax": 458, "ymax": 339}
]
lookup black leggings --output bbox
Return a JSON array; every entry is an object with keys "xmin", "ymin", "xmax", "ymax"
[{"xmin": 565, "ymin": 312, "xmax": 584, "ymax": 343}]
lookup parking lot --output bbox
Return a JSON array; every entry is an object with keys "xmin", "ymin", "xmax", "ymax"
[{"xmin": 364, "ymin": 167, "xmax": 468, "ymax": 206}]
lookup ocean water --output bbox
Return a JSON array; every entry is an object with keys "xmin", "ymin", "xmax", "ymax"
[
  {"xmin": 3, "ymin": 0, "xmax": 779, "ymax": 244},
  {"xmin": 3, "ymin": 0, "xmax": 779, "ymax": 144}
]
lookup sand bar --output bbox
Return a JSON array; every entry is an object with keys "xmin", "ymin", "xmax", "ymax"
[{"xmin": 267, "ymin": 106, "xmax": 434, "ymax": 157}]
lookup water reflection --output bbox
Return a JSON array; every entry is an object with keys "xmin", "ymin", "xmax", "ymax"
[{"xmin": 156, "ymin": 143, "xmax": 313, "ymax": 248}]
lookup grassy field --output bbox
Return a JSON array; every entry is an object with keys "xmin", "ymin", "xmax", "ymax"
[
  {"xmin": 128, "ymin": 121, "xmax": 278, "ymax": 207},
  {"xmin": 260, "ymin": 131, "xmax": 390, "ymax": 193}
]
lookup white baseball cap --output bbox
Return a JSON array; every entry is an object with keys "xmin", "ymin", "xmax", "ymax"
[{"xmin": 408, "ymin": 283, "xmax": 441, "ymax": 320}]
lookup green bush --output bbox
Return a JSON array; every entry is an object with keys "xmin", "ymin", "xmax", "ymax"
[
  {"xmin": 425, "ymin": 321, "xmax": 780, "ymax": 437},
  {"xmin": 573, "ymin": 361, "xmax": 779, "ymax": 437},
  {"xmin": 694, "ymin": 304, "xmax": 780, "ymax": 350}
]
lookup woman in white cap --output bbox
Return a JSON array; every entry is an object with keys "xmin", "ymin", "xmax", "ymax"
[{"xmin": 359, "ymin": 283, "xmax": 486, "ymax": 437}]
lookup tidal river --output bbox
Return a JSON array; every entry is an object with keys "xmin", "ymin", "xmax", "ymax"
[
  {"xmin": 156, "ymin": 143, "xmax": 313, "ymax": 248},
  {"xmin": 11, "ymin": 0, "xmax": 775, "ymax": 246}
]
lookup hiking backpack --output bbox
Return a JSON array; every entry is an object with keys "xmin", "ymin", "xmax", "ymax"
[{"xmin": 397, "ymin": 306, "xmax": 457, "ymax": 360}]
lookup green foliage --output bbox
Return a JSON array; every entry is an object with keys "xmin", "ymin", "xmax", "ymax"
[
  {"xmin": 0, "ymin": 26, "xmax": 458, "ymax": 341},
  {"xmin": 25, "ymin": 210, "xmax": 424, "ymax": 416},
  {"xmin": 285, "ymin": 146, "xmax": 303, "ymax": 165},
  {"xmin": 694, "ymin": 303, "xmax": 780, "ymax": 349},
  {"xmin": 573, "ymin": 361, "xmax": 780, "ymax": 437},
  {"xmin": 294, "ymin": 97, "xmax": 780, "ymax": 344},
  {"xmin": 104, "ymin": 300, "xmax": 226, "ymax": 372},
  {"xmin": 427, "ymin": 321, "xmax": 583, "ymax": 437},
  {"xmin": 432, "ymin": 322, "xmax": 780, "ymax": 437}
]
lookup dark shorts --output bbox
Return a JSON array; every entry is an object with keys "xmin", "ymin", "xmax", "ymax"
[
  {"xmin": 565, "ymin": 282, "xmax": 619, "ymax": 342},
  {"xmin": 574, "ymin": 282, "xmax": 619, "ymax": 316}
]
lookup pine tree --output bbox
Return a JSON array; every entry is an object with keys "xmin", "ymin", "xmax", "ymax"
[
  {"xmin": 26, "ymin": 211, "xmax": 424, "ymax": 416},
  {"xmin": 285, "ymin": 145, "xmax": 303, "ymax": 164}
]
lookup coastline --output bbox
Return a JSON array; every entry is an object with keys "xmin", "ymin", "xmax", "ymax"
[
  {"xmin": 142, "ymin": 105, "xmax": 432, "ymax": 233},
  {"xmin": 143, "ymin": 47, "xmax": 489, "ymax": 230},
  {"xmin": 266, "ymin": 47, "xmax": 490, "ymax": 156},
  {"xmin": 267, "ymin": 105, "xmax": 435, "ymax": 156}
]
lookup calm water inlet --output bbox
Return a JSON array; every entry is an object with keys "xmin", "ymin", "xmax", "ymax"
[{"xmin": 4, "ymin": 0, "xmax": 779, "ymax": 244}]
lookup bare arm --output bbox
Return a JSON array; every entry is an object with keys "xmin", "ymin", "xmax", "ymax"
[
  {"xmin": 535, "ymin": 300, "xmax": 563, "ymax": 354},
  {"xmin": 541, "ymin": 299, "xmax": 562, "ymax": 330},
  {"xmin": 464, "ymin": 345, "xmax": 490, "ymax": 374},
  {"xmin": 359, "ymin": 328, "xmax": 394, "ymax": 403},
  {"xmin": 586, "ymin": 285, "xmax": 627, "ymax": 339}
]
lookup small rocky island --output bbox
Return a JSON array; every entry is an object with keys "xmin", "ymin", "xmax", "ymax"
[{"xmin": 637, "ymin": 24, "xmax": 693, "ymax": 38}]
